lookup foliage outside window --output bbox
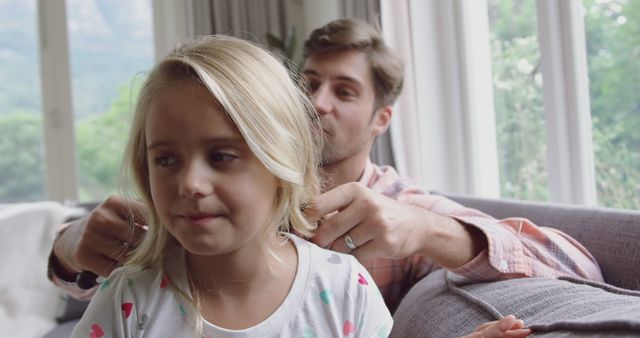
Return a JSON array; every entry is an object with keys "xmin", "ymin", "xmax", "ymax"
[
  {"xmin": 0, "ymin": 0, "xmax": 46, "ymax": 203},
  {"xmin": 0, "ymin": 0, "xmax": 152, "ymax": 203},
  {"xmin": 67, "ymin": 0, "xmax": 153, "ymax": 202},
  {"xmin": 488, "ymin": 0, "xmax": 549, "ymax": 202},
  {"xmin": 583, "ymin": 0, "xmax": 640, "ymax": 209},
  {"xmin": 489, "ymin": 0, "xmax": 639, "ymax": 209}
]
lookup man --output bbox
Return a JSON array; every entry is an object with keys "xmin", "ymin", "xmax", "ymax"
[{"xmin": 48, "ymin": 18, "xmax": 602, "ymax": 314}]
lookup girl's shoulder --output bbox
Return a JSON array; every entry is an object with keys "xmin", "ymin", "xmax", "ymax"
[
  {"xmin": 74, "ymin": 260, "xmax": 194, "ymax": 337},
  {"xmin": 290, "ymin": 234, "xmax": 374, "ymax": 290},
  {"xmin": 292, "ymin": 235, "xmax": 362, "ymax": 266},
  {"xmin": 96, "ymin": 263, "xmax": 175, "ymax": 300}
]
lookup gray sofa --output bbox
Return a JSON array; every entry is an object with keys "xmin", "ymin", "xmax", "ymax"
[
  {"xmin": 391, "ymin": 194, "xmax": 640, "ymax": 337},
  {"xmin": 43, "ymin": 195, "xmax": 640, "ymax": 337}
]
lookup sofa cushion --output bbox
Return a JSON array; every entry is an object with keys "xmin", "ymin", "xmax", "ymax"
[
  {"xmin": 391, "ymin": 269, "xmax": 640, "ymax": 338},
  {"xmin": 0, "ymin": 202, "xmax": 84, "ymax": 338}
]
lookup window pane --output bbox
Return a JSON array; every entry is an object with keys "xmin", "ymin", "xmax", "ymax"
[
  {"xmin": 0, "ymin": 0, "xmax": 46, "ymax": 202},
  {"xmin": 66, "ymin": 0, "xmax": 153, "ymax": 202},
  {"xmin": 583, "ymin": 0, "xmax": 640, "ymax": 209},
  {"xmin": 488, "ymin": 0, "xmax": 549, "ymax": 201}
]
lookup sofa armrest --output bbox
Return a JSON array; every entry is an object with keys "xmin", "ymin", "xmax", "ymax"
[{"xmin": 441, "ymin": 193, "xmax": 640, "ymax": 290}]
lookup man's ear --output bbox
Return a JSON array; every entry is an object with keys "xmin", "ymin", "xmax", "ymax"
[{"xmin": 372, "ymin": 105, "xmax": 393, "ymax": 136}]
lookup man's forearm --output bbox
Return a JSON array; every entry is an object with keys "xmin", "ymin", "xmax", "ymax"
[{"xmin": 417, "ymin": 212, "xmax": 488, "ymax": 269}]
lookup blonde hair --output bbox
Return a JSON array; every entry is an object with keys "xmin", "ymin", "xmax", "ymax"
[{"xmin": 119, "ymin": 36, "xmax": 321, "ymax": 331}]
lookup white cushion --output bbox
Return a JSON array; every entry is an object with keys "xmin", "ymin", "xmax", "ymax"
[{"xmin": 0, "ymin": 202, "xmax": 83, "ymax": 338}]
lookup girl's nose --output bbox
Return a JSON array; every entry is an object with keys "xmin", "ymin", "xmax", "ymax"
[{"xmin": 178, "ymin": 161, "xmax": 213, "ymax": 198}]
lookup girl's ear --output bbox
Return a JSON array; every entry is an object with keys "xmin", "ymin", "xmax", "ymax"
[{"xmin": 372, "ymin": 105, "xmax": 393, "ymax": 136}]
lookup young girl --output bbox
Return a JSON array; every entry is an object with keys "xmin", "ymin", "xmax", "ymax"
[
  {"xmin": 70, "ymin": 35, "xmax": 528, "ymax": 338},
  {"xmin": 70, "ymin": 35, "xmax": 392, "ymax": 338}
]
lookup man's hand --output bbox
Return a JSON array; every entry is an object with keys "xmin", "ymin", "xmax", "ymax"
[
  {"xmin": 462, "ymin": 315, "xmax": 531, "ymax": 338},
  {"xmin": 53, "ymin": 195, "xmax": 148, "ymax": 278},
  {"xmin": 305, "ymin": 182, "xmax": 486, "ymax": 268}
]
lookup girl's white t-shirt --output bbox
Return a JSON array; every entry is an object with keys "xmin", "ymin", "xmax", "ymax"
[{"xmin": 70, "ymin": 234, "xmax": 393, "ymax": 338}]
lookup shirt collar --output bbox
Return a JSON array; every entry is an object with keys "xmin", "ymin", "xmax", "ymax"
[{"xmin": 357, "ymin": 157, "xmax": 376, "ymax": 186}]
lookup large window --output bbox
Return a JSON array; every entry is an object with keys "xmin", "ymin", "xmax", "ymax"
[
  {"xmin": 0, "ymin": 0, "xmax": 46, "ymax": 202},
  {"xmin": 66, "ymin": 0, "xmax": 153, "ymax": 201},
  {"xmin": 484, "ymin": 0, "xmax": 638, "ymax": 209},
  {"xmin": 393, "ymin": 0, "xmax": 637, "ymax": 209},
  {"xmin": 0, "ymin": 0, "xmax": 153, "ymax": 203}
]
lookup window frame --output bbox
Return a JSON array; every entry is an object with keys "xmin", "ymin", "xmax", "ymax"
[
  {"xmin": 390, "ymin": 0, "xmax": 597, "ymax": 205},
  {"xmin": 35, "ymin": 0, "xmax": 188, "ymax": 202},
  {"xmin": 536, "ymin": 0, "xmax": 597, "ymax": 205},
  {"xmin": 38, "ymin": 0, "xmax": 77, "ymax": 202}
]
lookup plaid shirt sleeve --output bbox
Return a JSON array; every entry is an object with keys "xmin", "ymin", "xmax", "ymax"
[
  {"xmin": 360, "ymin": 161, "xmax": 604, "ymax": 310},
  {"xmin": 403, "ymin": 193, "xmax": 604, "ymax": 281}
]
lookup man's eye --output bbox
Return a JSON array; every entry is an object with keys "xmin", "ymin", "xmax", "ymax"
[
  {"xmin": 337, "ymin": 88, "xmax": 356, "ymax": 98},
  {"xmin": 306, "ymin": 82, "xmax": 319, "ymax": 93},
  {"xmin": 210, "ymin": 152, "xmax": 236, "ymax": 162},
  {"xmin": 154, "ymin": 155, "xmax": 177, "ymax": 167}
]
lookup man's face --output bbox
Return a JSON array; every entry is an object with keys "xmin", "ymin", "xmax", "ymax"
[{"xmin": 303, "ymin": 50, "xmax": 386, "ymax": 168}]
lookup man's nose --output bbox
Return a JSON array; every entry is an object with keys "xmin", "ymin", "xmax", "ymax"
[
  {"xmin": 179, "ymin": 161, "xmax": 213, "ymax": 198},
  {"xmin": 312, "ymin": 85, "xmax": 333, "ymax": 116}
]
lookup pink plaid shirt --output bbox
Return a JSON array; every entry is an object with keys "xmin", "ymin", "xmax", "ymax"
[
  {"xmin": 50, "ymin": 159, "xmax": 604, "ymax": 311},
  {"xmin": 358, "ymin": 159, "xmax": 603, "ymax": 311}
]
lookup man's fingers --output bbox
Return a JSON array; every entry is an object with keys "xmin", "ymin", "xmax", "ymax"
[
  {"xmin": 349, "ymin": 240, "xmax": 381, "ymax": 261},
  {"xmin": 329, "ymin": 223, "xmax": 378, "ymax": 255},
  {"xmin": 314, "ymin": 206, "xmax": 363, "ymax": 248},
  {"xmin": 112, "ymin": 239, "xmax": 136, "ymax": 264},
  {"xmin": 103, "ymin": 196, "xmax": 147, "ymax": 226},
  {"xmin": 304, "ymin": 183, "xmax": 360, "ymax": 222},
  {"xmin": 88, "ymin": 201, "xmax": 146, "ymax": 245},
  {"xmin": 123, "ymin": 199, "xmax": 148, "ymax": 225},
  {"xmin": 78, "ymin": 218, "xmax": 140, "ymax": 262}
]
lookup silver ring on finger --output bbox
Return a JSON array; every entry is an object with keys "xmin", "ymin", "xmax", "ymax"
[{"xmin": 344, "ymin": 233, "xmax": 357, "ymax": 250}]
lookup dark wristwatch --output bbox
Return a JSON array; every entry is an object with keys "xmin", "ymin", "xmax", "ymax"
[{"xmin": 47, "ymin": 252, "xmax": 79, "ymax": 284}]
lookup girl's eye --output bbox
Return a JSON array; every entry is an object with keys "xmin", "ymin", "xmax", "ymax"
[
  {"xmin": 210, "ymin": 152, "xmax": 236, "ymax": 162},
  {"xmin": 154, "ymin": 155, "xmax": 177, "ymax": 167}
]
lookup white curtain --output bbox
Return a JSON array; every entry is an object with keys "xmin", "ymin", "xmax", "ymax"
[
  {"xmin": 378, "ymin": 0, "xmax": 421, "ymax": 181},
  {"xmin": 379, "ymin": 0, "xmax": 500, "ymax": 196},
  {"xmin": 340, "ymin": 0, "xmax": 380, "ymax": 25},
  {"xmin": 191, "ymin": 0, "xmax": 287, "ymax": 46}
]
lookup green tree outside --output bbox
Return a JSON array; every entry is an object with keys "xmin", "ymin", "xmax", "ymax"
[
  {"xmin": 0, "ymin": 113, "xmax": 46, "ymax": 202},
  {"xmin": 489, "ymin": 0, "xmax": 548, "ymax": 201},
  {"xmin": 489, "ymin": 0, "xmax": 640, "ymax": 209},
  {"xmin": 0, "ymin": 81, "xmax": 139, "ymax": 203},
  {"xmin": 75, "ymin": 81, "xmax": 140, "ymax": 201}
]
